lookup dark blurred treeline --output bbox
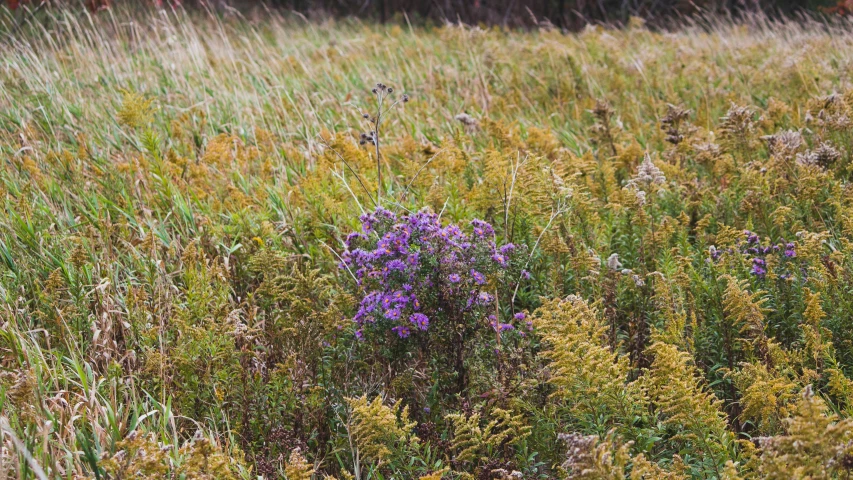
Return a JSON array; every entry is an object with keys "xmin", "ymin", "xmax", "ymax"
[
  {"xmin": 4, "ymin": 0, "xmax": 842, "ymax": 28},
  {"xmin": 262, "ymin": 0, "xmax": 836, "ymax": 27}
]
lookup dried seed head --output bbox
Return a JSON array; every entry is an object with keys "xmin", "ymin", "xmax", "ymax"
[
  {"xmin": 797, "ymin": 141, "xmax": 842, "ymax": 169},
  {"xmin": 455, "ymin": 113, "xmax": 478, "ymax": 127},
  {"xmin": 402, "ymin": 94, "xmax": 409, "ymax": 102},
  {"xmin": 813, "ymin": 141, "xmax": 843, "ymax": 167},
  {"xmin": 627, "ymin": 153, "xmax": 666, "ymax": 189},
  {"xmin": 606, "ymin": 253, "xmax": 622, "ymax": 271},
  {"xmin": 661, "ymin": 104, "xmax": 691, "ymax": 144},
  {"xmin": 387, "ymin": 87, "xmax": 393, "ymax": 93},
  {"xmin": 592, "ymin": 99, "xmax": 613, "ymax": 121},
  {"xmin": 363, "ymin": 113, "xmax": 369, "ymax": 119}
]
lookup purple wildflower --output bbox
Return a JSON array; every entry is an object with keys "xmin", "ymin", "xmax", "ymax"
[
  {"xmin": 410, "ymin": 313, "xmax": 429, "ymax": 330},
  {"xmin": 391, "ymin": 290, "xmax": 409, "ymax": 304},
  {"xmin": 392, "ymin": 325, "xmax": 411, "ymax": 338},
  {"xmin": 345, "ymin": 232, "xmax": 366, "ymax": 249},
  {"xmin": 491, "ymin": 253, "xmax": 507, "ymax": 267},
  {"xmin": 499, "ymin": 243, "xmax": 516, "ymax": 255},
  {"xmin": 477, "ymin": 291, "xmax": 494, "ymax": 305},
  {"xmin": 386, "ymin": 259, "xmax": 407, "ymax": 271},
  {"xmin": 471, "ymin": 219, "xmax": 495, "ymax": 237},
  {"xmin": 344, "ymin": 207, "xmax": 524, "ymax": 342}
]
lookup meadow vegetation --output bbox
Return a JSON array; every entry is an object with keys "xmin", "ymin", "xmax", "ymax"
[{"xmin": 4, "ymin": 5, "xmax": 853, "ymax": 479}]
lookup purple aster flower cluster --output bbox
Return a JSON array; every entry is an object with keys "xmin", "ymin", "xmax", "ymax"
[
  {"xmin": 709, "ymin": 230, "xmax": 798, "ymax": 280},
  {"xmin": 488, "ymin": 315, "xmax": 514, "ymax": 332},
  {"xmin": 341, "ymin": 208, "xmax": 526, "ymax": 339}
]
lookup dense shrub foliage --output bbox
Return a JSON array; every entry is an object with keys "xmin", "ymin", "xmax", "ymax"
[{"xmin": 7, "ymin": 6, "xmax": 853, "ymax": 480}]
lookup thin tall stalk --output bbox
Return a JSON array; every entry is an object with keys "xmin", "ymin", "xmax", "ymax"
[{"xmin": 359, "ymin": 83, "xmax": 408, "ymax": 207}]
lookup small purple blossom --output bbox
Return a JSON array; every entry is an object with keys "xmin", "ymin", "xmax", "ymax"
[
  {"xmin": 391, "ymin": 290, "xmax": 409, "ymax": 304},
  {"xmin": 489, "ymin": 315, "xmax": 513, "ymax": 332},
  {"xmin": 471, "ymin": 219, "xmax": 495, "ymax": 237},
  {"xmin": 709, "ymin": 246, "xmax": 720, "ymax": 261},
  {"xmin": 392, "ymin": 325, "xmax": 411, "ymax": 338},
  {"xmin": 448, "ymin": 273, "xmax": 461, "ymax": 283},
  {"xmin": 514, "ymin": 312, "xmax": 526, "ymax": 321},
  {"xmin": 407, "ymin": 252, "xmax": 420, "ymax": 265},
  {"xmin": 734, "ymin": 233, "xmax": 799, "ymax": 282},
  {"xmin": 386, "ymin": 259, "xmax": 407, "ymax": 272},
  {"xmin": 492, "ymin": 253, "xmax": 507, "ymax": 267},
  {"xmin": 499, "ymin": 243, "xmax": 516, "ymax": 255},
  {"xmin": 410, "ymin": 313, "xmax": 429, "ymax": 330}
]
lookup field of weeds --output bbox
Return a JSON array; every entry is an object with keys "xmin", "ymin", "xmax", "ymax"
[{"xmin": 4, "ymin": 6, "xmax": 853, "ymax": 479}]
